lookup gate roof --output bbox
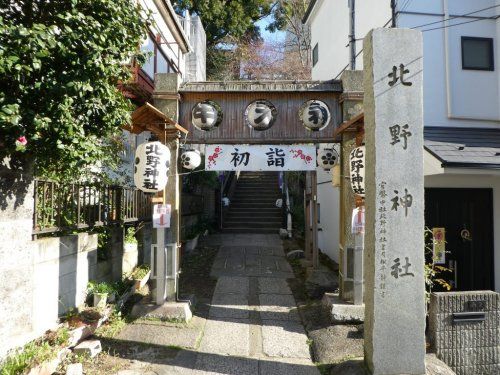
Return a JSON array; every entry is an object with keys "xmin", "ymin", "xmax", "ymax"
[{"xmin": 178, "ymin": 80, "xmax": 342, "ymax": 144}]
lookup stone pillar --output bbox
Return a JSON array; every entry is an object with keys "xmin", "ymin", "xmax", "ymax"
[
  {"xmin": 154, "ymin": 73, "xmax": 181, "ymax": 303},
  {"xmin": 363, "ymin": 28, "xmax": 426, "ymax": 375},
  {"xmin": 0, "ymin": 157, "xmax": 35, "ymax": 357}
]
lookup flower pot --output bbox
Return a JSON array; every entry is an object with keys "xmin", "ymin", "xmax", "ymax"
[
  {"xmin": 185, "ymin": 235, "xmax": 199, "ymax": 253},
  {"xmin": 133, "ymin": 270, "xmax": 151, "ymax": 292},
  {"xmin": 93, "ymin": 293, "xmax": 108, "ymax": 309},
  {"xmin": 124, "ymin": 242, "xmax": 138, "ymax": 253}
]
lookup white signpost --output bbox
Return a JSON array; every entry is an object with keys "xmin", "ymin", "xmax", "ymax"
[
  {"xmin": 364, "ymin": 28, "xmax": 426, "ymax": 375},
  {"xmin": 153, "ymin": 204, "xmax": 171, "ymax": 229},
  {"xmin": 205, "ymin": 144, "xmax": 316, "ymax": 171}
]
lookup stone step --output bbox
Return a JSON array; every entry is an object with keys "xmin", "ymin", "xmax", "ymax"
[
  {"xmin": 230, "ymin": 203, "xmax": 280, "ymax": 209},
  {"xmin": 223, "ymin": 221, "xmax": 282, "ymax": 229},
  {"xmin": 225, "ymin": 216, "xmax": 282, "ymax": 223},
  {"xmin": 221, "ymin": 227, "xmax": 280, "ymax": 234},
  {"xmin": 231, "ymin": 198, "xmax": 279, "ymax": 204},
  {"xmin": 227, "ymin": 206, "xmax": 281, "ymax": 212}
]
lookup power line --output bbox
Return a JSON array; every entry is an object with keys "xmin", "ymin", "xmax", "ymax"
[
  {"xmin": 421, "ymin": 14, "xmax": 499, "ymax": 32},
  {"xmin": 411, "ymin": 4, "xmax": 500, "ymax": 30},
  {"xmin": 332, "ymin": 5, "xmax": 499, "ymax": 79}
]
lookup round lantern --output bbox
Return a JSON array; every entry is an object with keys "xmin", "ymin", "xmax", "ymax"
[
  {"xmin": 244, "ymin": 99, "xmax": 278, "ymax": 131},
  {"xmin": 191, "ymin": 100, "xmax": 223, "ymax": 131},
  {"xmin": 349, "ymin": 146, "xmax": 365, "ymax": 197},
  {"xmin": 299, "ymin": 100, "xmax": 331, "ymax": 131},
  {"xmin": 134, "ymin": 141, "xmax": 170, "ymax": 193},
  {"xmin": 180, "ymin": 149, "xmax": 202, "ymax": 170},
  {"xmin": 317, "ymin": 147, "xmax": 339, "ymax": 170}
]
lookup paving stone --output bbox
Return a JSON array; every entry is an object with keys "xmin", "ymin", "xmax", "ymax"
[
  {"xmin": 214, "ymin": 276, "xmax": 249, "ymax": 295},
  {"xmin": 259, "ymin": 294, "xmax": 300, "ymax": 321},
  {"xmin": 199, "ymin": 318, "xmax": 250, "ymax": 356},
  {"xmin": 258, "ymin": 358, "xmax": 320, "ymax": 375},
  {"xmin": 193, "ymin": 352, "xmax": 259, "ymax": 375},
  {"xmin": 261, "ymin": 320, "xmax": 311, "ymax": 359},
  {"xmin": 209, "ymin": 293, "xmax": 249, "ymax": 319},
  {"xmin": 258, "ymin": 278, "xmax": 292, "ymax": 295},
  {"xmin": 74, "ymin": 339, "xmax": 101, "ymax": 358},
  {"xmin": 66, "ymin": 363, "xmax": 83, "ymax": 375},
  {"xmin": 117, "ymin": 321, "xmax": 202, "ymax": 349}
]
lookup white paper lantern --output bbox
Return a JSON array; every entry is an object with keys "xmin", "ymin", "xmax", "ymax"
[
  {"xmin": 134, "ymin": 141, "xmax": 170, "ymax": 193},
  {"xmin": 244, "ymin": 99, "xmax": 278, "ymax": 130},
  {"xmin": 299, "ymin": 100, "xmax": 331, "ymax": 131},
  {"xmin": 317, "ymin": 147, "xmax": 339, "ymax": 170},
  {"xmin": 180, "ymin": 150, "xmax": 202, "ymax": 170},
  {"xmin": 349, "ymin": 146, "xmax": 365, "ymax": 197},
  {"xmin": 192, "ymin": 100, "xmax": 222, "ymax": 131}
]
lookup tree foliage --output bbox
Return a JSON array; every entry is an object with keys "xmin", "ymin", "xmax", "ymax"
[
  {"xmin": 0, "ymin": 0, "xmax": 147, "ymax": 181},
  {"xmin": 175, "ymin": 0, "xmax": 273, "ymax": 46},
  {"xmin": 175, "ymin": 0, "xmax": 311, "ymax": 80}
]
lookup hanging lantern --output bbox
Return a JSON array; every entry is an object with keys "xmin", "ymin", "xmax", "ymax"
[
  {"xmin": 299, "ymin": 100, "xmax": 331, "ymax": 131},
  {"xmin": 191, "ymin": 100, "xmax": 223, "ymax": 131},
  {"xmin": 244, "ymin": 99, "xmax": 278, "ymax": 131},
  {"xmin": 317, "ymin": 147, "xmax": 339, "ymax": 170},
  {"xmin": 134, "ymin": 141, "xmax": 170, "ymax": 193},
  {"xmin": 180, "ymin": 149, "xmax": 202, "ymax": 170},
  {"xmin": 349, "ymin": 146, "xmax": 365, "ymax": 197}
]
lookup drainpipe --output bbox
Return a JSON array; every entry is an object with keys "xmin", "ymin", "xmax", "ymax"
[
  {"xmin": 348, "ymin": 0, "xmax": 356, "ymax": 70},
  {"xmin": 391, "ymin": 0, "xmax": 397, "ymax": 27}
]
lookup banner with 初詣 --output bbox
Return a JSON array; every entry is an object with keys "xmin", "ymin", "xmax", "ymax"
[{"xmin": 205, "ymin": 144, "xmax": 316, "ymax": 171}]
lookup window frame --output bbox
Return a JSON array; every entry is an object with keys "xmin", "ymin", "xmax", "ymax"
[
  {"xmin": 312, "ymin": 43, "xmax": 319, "ymax": 67},
  {"xmin": 461, "ymin": 36, "xmax": 495, "ymax": 71}
]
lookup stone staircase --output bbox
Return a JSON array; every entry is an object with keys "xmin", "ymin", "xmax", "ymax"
[{"xmin": 223, "ymin": 172, "xmax": 283, "ymax": 234}]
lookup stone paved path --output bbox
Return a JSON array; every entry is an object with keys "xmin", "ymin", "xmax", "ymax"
[{"xmin": 118, "ymin": 234, "xmax": 319, "ymax": 375}]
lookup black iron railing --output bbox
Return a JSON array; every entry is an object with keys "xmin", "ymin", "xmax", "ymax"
[{"xmin": 33, "ymin": 179, "xmax": 152, "ymax": 235}]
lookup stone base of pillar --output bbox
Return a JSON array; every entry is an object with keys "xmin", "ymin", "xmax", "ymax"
[
  {"xmin": 329, "ymin": 355, "xmax": 455, "ymax": 375},
  {"xmin": 322, "ymin": 293, "xmax": 364, "ymax": 324},
  {"xmin": 130, "ymin": 301, "xmax": 193, "ymax": 322}
]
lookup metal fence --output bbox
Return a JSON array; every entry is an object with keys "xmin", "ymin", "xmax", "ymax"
[{"xmin": 33, "ymin": 179, "xmax": 152, "ymax": 235}]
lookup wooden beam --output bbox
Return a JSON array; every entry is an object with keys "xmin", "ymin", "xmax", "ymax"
[{"xmin": 333, "ymin": 112, "xmax": 365, "ymax": 139}]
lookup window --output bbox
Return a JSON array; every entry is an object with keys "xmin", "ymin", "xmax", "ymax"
[
  {"xmin": 312, "ymin": 43, "xmax": 319, "ymax": 67},
  {"xmin": 140, "ymin": 32, "xmax": 177, "ymax": 80},
  {"xmin": 461, "ymin": 37, "xmax": 494, "ymax": 71}
]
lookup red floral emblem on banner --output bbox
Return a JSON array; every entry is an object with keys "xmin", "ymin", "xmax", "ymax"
[
  {"xmin": 208, "ymin": 146, "xmax": 222, "ymax": 167},
  {"xmin": 290, "ymin": 149, "xmax": 313, "ymax": 164}
]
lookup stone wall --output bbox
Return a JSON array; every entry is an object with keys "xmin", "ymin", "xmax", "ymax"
[
  {"xmin": 429, "ymin": 291, "xmax": 500, "ymax": 374},
  {"xmin": 0, "ymin": 157, "xmax": 36, "ymax": 358}
]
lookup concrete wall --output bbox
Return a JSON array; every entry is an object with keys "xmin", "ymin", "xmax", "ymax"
[
  {"xmin": 317, "ymin": 154, "xmax": 340, "ymax": 264},
  {"xmin": 425, "ymin": 172, "xmax": 500, "ymax": 293}
]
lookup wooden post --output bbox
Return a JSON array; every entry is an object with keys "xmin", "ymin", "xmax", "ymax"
[
  {"xmin": 304, "ymin": 171, "xmax": 312, "ymax": 261},
  {"xmin": 312, "ymin": 170, "xmax": 319, "ymax": 269}
]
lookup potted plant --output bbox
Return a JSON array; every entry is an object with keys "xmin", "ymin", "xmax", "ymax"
[
  {"xmin": 130, "ymin": 264, "xmax": 151, "ymax": 291},
  {"xmin": 124, "ymin": 226, "xmax": 138, "ymax": 253},
  {"xmin": 87, "ymin": 281, "xmax": 113, "ymax": 309}
]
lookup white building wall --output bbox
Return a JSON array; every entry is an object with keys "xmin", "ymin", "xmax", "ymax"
[
  {"xmin": 140, "ymin": 0, "xmax": 186, "ymax": 78},
  {"xmin": 425, "ymin": 172, "xmax": 500, "ymax": 293},
  {"xmin": 317, "ymin": 165, "xmax": 340, "ymax": 263},
  {"xmin": 306, "ymin": 0, "xmax": 500, "ymax": 266},
  {"xmin": 308, "ymin": 0, "xmax": 391, "ymax": 80}
]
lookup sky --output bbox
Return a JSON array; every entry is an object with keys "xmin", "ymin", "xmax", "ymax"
[{"xmin": 255, "ymin": 14, "xmax": 286, "ymax": 43}]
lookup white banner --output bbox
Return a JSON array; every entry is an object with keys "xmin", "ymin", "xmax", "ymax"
[{"xmin": 205, "ymin": 144, "xmax": 316, "ymax": 171}]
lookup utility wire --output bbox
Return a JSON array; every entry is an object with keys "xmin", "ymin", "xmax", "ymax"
[
  {"xmin": 421, "ymin": 14, "xmax": 499, "ymax": 32},
  {"xmin": 411, "ymin": 4, "xmax": 500, "ymax": 30},
  {"xmin": 333, "ymin": 5, "xmax": 498, "ymax": 79}
]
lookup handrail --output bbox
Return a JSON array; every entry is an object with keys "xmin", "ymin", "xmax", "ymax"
[{"xmin": 33, "ymin": 179, "xmax": 152, "ymax": 236}]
